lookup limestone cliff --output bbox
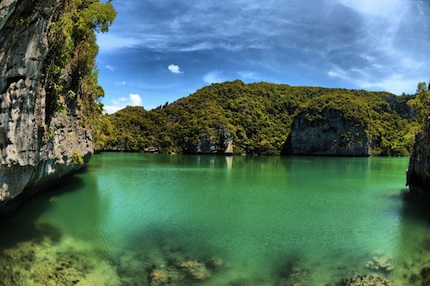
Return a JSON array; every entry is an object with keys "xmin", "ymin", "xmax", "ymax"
[
  {"xmin": 288, "ymin": 108, "xmax": 370, "ymax": 156},
  {"xmin": 407, "ymin": 131, "xmax": 430, "ymax": 201},
  {"xmin": 0, "ymin": 0, "xmax": 92, "ymax": 211},
  {"xmin": 286, "ymin": 93, "xmax": 372, "ymax": 156},
  {"xmin": 184, "ymin": 125, "xmax": 234, "ymax": 154}
]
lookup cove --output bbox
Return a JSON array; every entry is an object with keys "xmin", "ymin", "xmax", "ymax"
[{"xmin": 1, "ymin": 153, "xmax": 430, "ymax": 285}]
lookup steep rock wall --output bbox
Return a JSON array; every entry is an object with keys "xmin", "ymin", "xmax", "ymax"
[
  {"xmin": 0, "ymin": 0, "xmax": 92, "ymax": 211},
  {"xmin": 184, "ymin": 125, "xmax": 234, "ymax": 154},
  {"xmin": 407, "ymin": 131, "xmax": 430, "ymax": 201},
  {"xmin": 288, "ymin": 109, "xmax": 370, "ymax": 156}
]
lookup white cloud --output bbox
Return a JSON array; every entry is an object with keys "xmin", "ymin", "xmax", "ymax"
[
  {"xmin": 104, "ymin": 105, "xmax": 122, "ymax": 114},
  {"xmin": 168, "ymin": 64, "xmax": 183, "ymax": 74},
  {"xmin": 96, "ymin": 0, "xmax": 430, "ymax": 101},
  {"xmin": 104, "ymin": 93, "xmax": 143, "ymax": 114},
  {"xmin": 203, "ymin": 71, "xmax": 224, "ymax": 84},
  {"xmin": 337, "ymin": 0, "xmax": 405, "ymax": 18},
  {"xmin": 97, "ymin": 34, "xmax": 141, "ymax": 53},
  {"xmin": 106, "ymin": 65, "xmax": 115, "ymax": 72},
  {"xmin": 115, "ymin": 81, "xmax": 127, "ymax": 86},
  {"xmin": 130, "ymin": 93, "xmax": 142, "ymax": 105}
]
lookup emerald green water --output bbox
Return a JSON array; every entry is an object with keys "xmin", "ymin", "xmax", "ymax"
[{"xmin": 1, "ymin": 153, "xmax": 430, "ymax": 285}]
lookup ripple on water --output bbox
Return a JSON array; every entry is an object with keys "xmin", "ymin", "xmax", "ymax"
[{"xmin": 1, "ymin": 154, "xmax": 430, "ymax": 285}]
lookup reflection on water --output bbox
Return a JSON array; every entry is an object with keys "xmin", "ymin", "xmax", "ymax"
[{"xmin": 1, "ymin": 154, "xmax": 430, "ymax": 285}]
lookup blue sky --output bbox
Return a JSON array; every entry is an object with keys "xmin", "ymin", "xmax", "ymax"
[{"xmin": 96, "ymin": 0, "xmax": 430, "ymax": 113}]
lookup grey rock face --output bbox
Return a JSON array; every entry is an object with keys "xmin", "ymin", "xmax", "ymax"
[
  {"xmin": 407, "ymin": 131, "xmax": 430, "ymax": 200},
  {"xmin": 383, "ymin": 95, "xmax": 414, "ymax": 121},
  {"xmin": 289, "ymin": 109, "xmax": 370, "ymax": 156},
  {"xmin": 0, "ymin": 0, "xmax": 92, "ymax": 210},
  {"xmin": 185, "ymin": 125, "xmax": 233, "ymax": 154}
]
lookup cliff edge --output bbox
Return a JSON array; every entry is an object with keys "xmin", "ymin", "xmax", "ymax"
[
  {"xmin": 287, "ymin": 93, "xmax": 371, "ymax": 156},
  {"xmin": 407, "ymin": 131, "xmax": 430, "ymax": 200},
  {"xmin": 406, "ymin": 85, "xmax": 430, "ymax": 201},
  {"xmin": 0, "ymin": 0, "xmax": 111, "ymax": 212},
  {"xmin": 288, "ymin": 108, "xmax": 370, "ymax": 156}
]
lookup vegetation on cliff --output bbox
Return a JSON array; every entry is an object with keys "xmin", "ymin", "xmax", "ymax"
[
  {"xmin": 43, "ymin": 0, "xmax": 116, "ymax": 134},
  {"xmin": 33, "ymin": 0, "xmax": 417, "ymax": 158},
  {"xmin": 406, "ymin": 82, "xmax": 430, "ymax": 197},
  {"xmin": 97, "ymin": 80, "xmax": 417, "ymax": 156},
  {"xmin": 410, "ymin": 82, "xmax": 430, "ymax": 135}
]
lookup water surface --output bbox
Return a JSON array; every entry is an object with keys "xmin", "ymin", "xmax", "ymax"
[{"xmin": 1, "ymin": 154, "xmax": 430, "ymax": 285}]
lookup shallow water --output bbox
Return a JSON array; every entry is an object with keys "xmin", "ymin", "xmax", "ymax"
[{"xmin": 1, "ymin": 153, "xmax": 430, "ymax": 285}]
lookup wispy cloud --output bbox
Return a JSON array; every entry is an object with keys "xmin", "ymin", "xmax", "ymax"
[
  {"xmin": 360, "ymin": 74, "xmax": 419, "ymax": 95},
  {"xmin": 97, "ymin": 0, "xmax": 430, "ymax": 111},
  {"xmin": 238, "ymin": 71, "xmax": 259, "ymax": 81},
  {"xmin": 329, "ymin": 65, "xmax": 420, "ymax": 95},
  {"xmin": 168, "ymin": 64, "xmax": 183, "ymax": 74},
  {"xmin": 97, "ymin": 34, "xmax": 141, "ymax": 52},
  {"xmin": 203, "ymin": 71, "xmax": 224, "ymax": 84},
  {"xmin": 106, "ymin": 65, "xmax": 115, "ymax": 72},
  {"xmin": 115, "ymin": 81, "xmax": 127, "ymax": 86},
  {"xmin": 337, "ymin": 0, "xmax": 405, "ymax": 18},
  {"xmin": 328, "ymin": 68, "xmax": 350, "ymax": 81},
  {"xmin": 316, "ymin": 0, "xmax": 430, "ymax": 94}
]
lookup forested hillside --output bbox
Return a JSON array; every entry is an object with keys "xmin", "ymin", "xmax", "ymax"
[{"xmin": 96, "ymin": 80, "xmax": 417, "ymax": 156}]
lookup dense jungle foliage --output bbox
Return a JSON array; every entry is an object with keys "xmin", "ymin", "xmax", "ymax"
[
  {"xmin": 408, "ymin": 82, "xmax": 430, "ymax": 149},
  {"xmin": 96, "ymin": 80, "xmax": 419, "ymax": 156},
  {"xmin": 43, "ymin": 0, "xmax": 116, "ymax": 134}
]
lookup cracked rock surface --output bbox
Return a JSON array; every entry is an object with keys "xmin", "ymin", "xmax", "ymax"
[{"xmin": 0, "ymin": 0, "xmax": 92, "ymax": 211}]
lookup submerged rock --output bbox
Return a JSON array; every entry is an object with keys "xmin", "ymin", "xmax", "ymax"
[
  {"xmin": 149, "ymin": 268, "xmax": 185, "ymax": 286},
  {"xmin": 342, "ymin": 274, "xmax": 390, "ymax": 286},
  {"xmin": 148, "ymin": 258, "xmax": 216, "ymax": 285},
  {"xmin": 277, "ymin": 260, "xmax": 312, "ymax": 286},
  {"xmin": 178, "ymin": 260, "xmax": 211, "ymax": 280},
  {"xmin": 159, "ymin": 242, "xmax": 187, "ymax": 265},
  {"xmin": 366, "ymin": 254, "xmax": 393, "ymax": 273},
  {"xmin": 278, "ymin": 262, "xmax": 310, "ymax": 286},
  {"xmin": 206, "ymin": 257, "xmax": 224, "ymax": 269},
  {"xmin": 421, "ymin": 265, "xmax": 430, "ymax": 285},
  {"xmin": 0, "ymin": 234, "xmax": 120, "ymax": 286}
]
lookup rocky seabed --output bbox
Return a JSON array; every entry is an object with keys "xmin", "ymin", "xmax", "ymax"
[{"xmin": 2, "ymin": 225, "xmax": 430, "ymax": 286}]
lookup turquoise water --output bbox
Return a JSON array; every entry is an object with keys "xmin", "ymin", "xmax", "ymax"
[{"xmin": 1, "ymin": 153, "xmax": 430, "ymax": 285}]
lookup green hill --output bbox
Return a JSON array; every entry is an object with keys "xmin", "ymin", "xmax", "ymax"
[{"xmin": 96, "ymin": 80, "xmax": 417, "ymax": 156}]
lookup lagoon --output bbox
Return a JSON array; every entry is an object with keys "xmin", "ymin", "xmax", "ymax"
[{"xmin": 1, "ymin": 153, "xmax": 429, "ymax": 285}]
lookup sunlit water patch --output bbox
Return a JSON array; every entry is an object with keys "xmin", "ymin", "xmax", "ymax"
[{"xmin": 1, "ymin": 154, "xmax": 430, "ymax": 285}]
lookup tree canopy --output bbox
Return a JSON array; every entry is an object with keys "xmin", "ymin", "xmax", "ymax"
[
  {"xmin": 96, "ymin": 80, "xmax": 418, "ymax": 156},
  {"xmin": 43, "ymin": 0, "xmax": 116, "ymax": 136}
]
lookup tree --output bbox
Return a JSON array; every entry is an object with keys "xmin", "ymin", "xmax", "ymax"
[
  {"xmin": 97, "ymin": 81, "xmax": 417, "ymax": 156},
  {"xmin": 417, "ymin": 81, "xmax": 427, "ymax": 94},
  {"xmin": 410, "ymin": 82, "xmax": 430, "ymax": 130},
  {"xmin": 43, "ymin": 0, "xmax": 116, "ymax": 132}
]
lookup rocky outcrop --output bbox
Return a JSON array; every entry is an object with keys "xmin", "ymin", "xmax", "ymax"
[
  {"xmin": 341, "ymin": 274, "xmax": 389, "ymax": 286},
  {"xmin": 288, "ymin": 108, "xmax": 370, "ymax": 156},
  {"xmin": 383, "ymin": 95, "xmax": 414, "ymax": 121},
  {"xmin": 184, "ymin": 125, "xmax": 233, "ymax": 154},
  {"xmin": 0, "ymin": 0, "xmax": 92, "ymax": 212},
  {"xmin": 407, "ymin": 130, "xmax": 430, "ymax": 201}
]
